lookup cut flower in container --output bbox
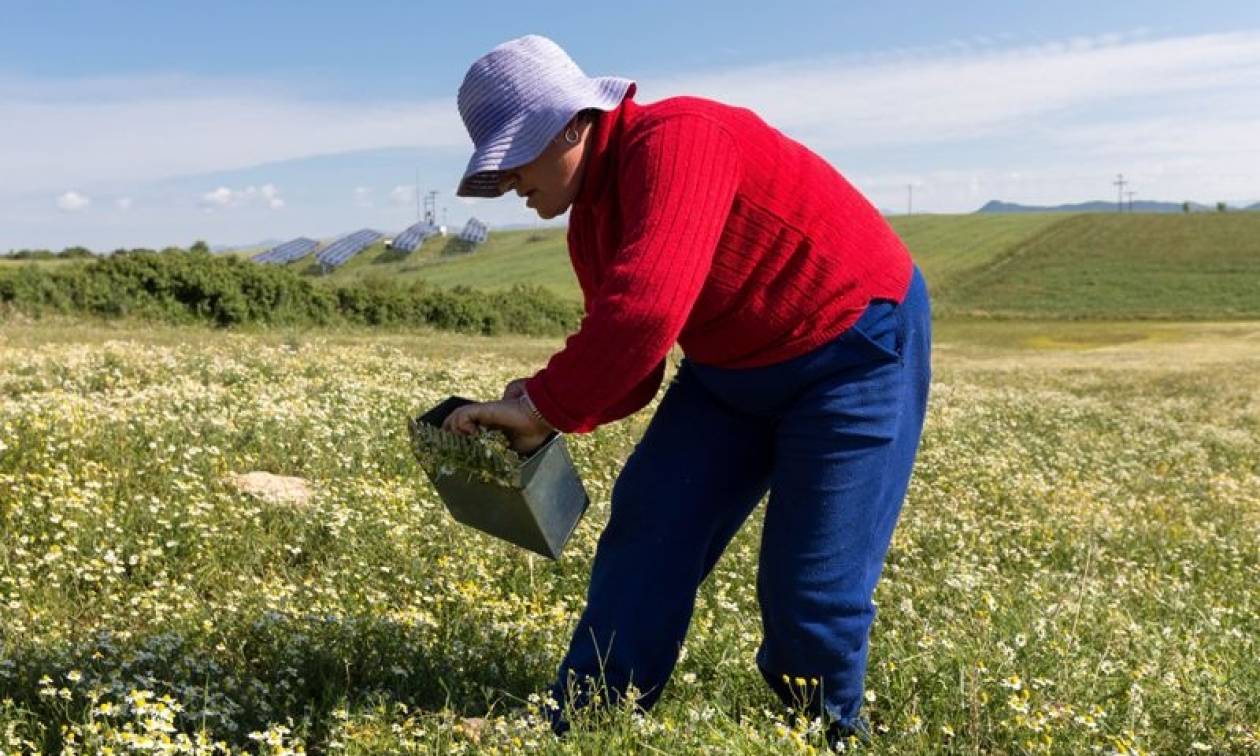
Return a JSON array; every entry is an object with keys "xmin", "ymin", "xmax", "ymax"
[{"xmin": 409, "ymin": 396, "xmax": 591, "ymax": 559}]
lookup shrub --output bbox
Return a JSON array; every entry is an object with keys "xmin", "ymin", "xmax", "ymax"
[{"xmin": 0, "ymin": 247, "xmax": 580, "ymax": 336}]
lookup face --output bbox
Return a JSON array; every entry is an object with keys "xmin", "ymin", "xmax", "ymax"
[{"xmin": 496, "ymin": 118, "xmax": 590, "ymax": 219}]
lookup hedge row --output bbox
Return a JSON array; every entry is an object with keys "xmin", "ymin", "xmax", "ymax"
[
  {"xmin": 0, "ymin": 249, "xmax": 581, "ymax": 336},
  {"xmin": 2, "ymin": 246, "xmax": 96, "ymax": 260}
]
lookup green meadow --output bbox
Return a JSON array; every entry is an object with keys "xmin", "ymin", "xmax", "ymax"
[
  {"xmin": 305, "ymin": 213, "xmax": 1260, "ymax": 321},
  {"xmin": 1, "ymin": 212, "xmax": 1257, "ymax": 753},
  {"xmin": 300, "ymin": 230, "xmax": 577, "ymax": 297}
]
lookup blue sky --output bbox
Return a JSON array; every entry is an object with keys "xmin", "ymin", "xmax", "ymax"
[{"xmin": 3, "ymin": 0, "xmax": 1259, "ymax": 250}]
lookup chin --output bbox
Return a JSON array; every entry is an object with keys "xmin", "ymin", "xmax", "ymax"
[{"xmin": 534, "ymin": 202, "xmax": 570, "ymax": 220}]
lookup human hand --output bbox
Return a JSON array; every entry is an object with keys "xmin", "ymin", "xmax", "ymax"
[
  {"xmin": 442, "ymin": 398, "xmax": 552, "ymax": 455},
  {"xmin": 501, "ymin": 378, "xmax": 529, "ymax": 401}
]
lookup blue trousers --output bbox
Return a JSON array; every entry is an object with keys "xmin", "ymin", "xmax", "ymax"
[{"xmin": 552, "ymin": 267, "xmax": 931, "ymax": 734}]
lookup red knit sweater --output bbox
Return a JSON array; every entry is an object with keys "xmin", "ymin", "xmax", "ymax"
[{"xmin": 525, "ymin": 90, "xmax": 913, "ymax": 433}]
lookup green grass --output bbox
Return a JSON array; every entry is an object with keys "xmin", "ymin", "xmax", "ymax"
[
  {"xmin": 11, "ymin": 211, "xmax": 1257, "ymax": 330},
  {"xmin": 401, "ymin": 230, "xmax": 575, "ymax": 295},
  {"xmin": 0, "ymin": 258, "xmax": 87, "ymax": 269},
  {"xmin": 217, "ymin": 248, "xmax": 269, "ymax": 261},
  {"xmin": 933, "ymin": 213, "xmax": 1260, "ymax": 318},
  {"xmin": 299, "ymin": 213, "xmax": 1260, "ymax": 321},
  {"xmin": 299, "ymin": 229, "xmax": 579, "ymax": 298},
  {"xmin": 0, "ymin": 319, "xmax": 1257, "ymax": 753},
  {"xmin": 887, "ymin": 213, "xmax": 1062, "ymax": 291},
  {"xmin": 301, "ymin": 215, "xmax": 1062, "ymax": 305}
]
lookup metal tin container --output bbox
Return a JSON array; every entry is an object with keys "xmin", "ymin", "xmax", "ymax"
[{"xmin": 410, "ymin": 396, "xmax": 590, "ymax": 559}]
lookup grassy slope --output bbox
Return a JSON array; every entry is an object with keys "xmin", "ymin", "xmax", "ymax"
[
  {"xmin": 301, "ymin": 230, "xmax": 578, "ymax": 295},
  {"xmin": 935, "ymin": 213, "xmax": 1260, "ymax": 318},
  {"xmin": 397, "ymin": 231, "xmax": 575, "ymax": 293},
  {"xmin": 324, "ymin": 213, "xmax": 1260, "ymax": 320},
  {"xmin": 886, "ymin": 213, "xmax": 1063, "ymax": 291},
  {"xmin": 310, "ymin": 216, "xmax": 1064, "ymax": 304},
  {"xmin": 9, "ymin": 213, "xmax": 1256, "ymax": 320}
]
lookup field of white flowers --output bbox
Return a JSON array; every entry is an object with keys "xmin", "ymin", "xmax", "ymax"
[{"xmin": 1, "ymin": 321, "xmax": 1257, "ymax": 754}]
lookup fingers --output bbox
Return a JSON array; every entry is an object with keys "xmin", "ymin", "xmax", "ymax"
[
  {"xmin": 510, "ymin": 429, "xmax": 550, "ymax": 455},
  {"xmin": 438, "ymin": 400, "xmax": 552, "ymax": 454},
  {"xmin": 502, "ymin": 378, "xmax": 527, "ymax": 401},
  {"xmin": 442, "ymin": 405, "xmax": 484, "ymax": 436},
  {"xmin": 443, "ymin": 401, "xmax": 514, "ymax": 436}
]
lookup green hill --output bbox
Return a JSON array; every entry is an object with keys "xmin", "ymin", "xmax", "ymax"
[
  {"xmin": 295, "ymin": 213, "xmax": 1260, "ymax": 320},
  {"xmin": 887, "ymin": 213, "xmax": 1063, "ymax": 291},
  {"xmin": 933, "ymin": 213, "xmax": 1260, "ymax": 318},
  {"xmin": 309, "ymin": 215, "xmax": 1061, "ymax": 303},
  {"xmin": 298, "ymin": 230, "xmax": 579, "ymax": 296}
]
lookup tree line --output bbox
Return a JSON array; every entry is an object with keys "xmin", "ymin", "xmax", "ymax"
[{"xmin": 0, "ymin": 246, "xmax": 580, "ymax": 336}]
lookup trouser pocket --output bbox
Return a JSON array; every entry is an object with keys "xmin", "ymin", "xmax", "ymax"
[{"xmin": 845, "ymin": 297, "xmax": 904, "ymax": 364}]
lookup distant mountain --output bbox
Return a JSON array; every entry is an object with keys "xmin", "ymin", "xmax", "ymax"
[
  {"xmin": 212, "ymin": 238, "xmax": 285, "ymax": 254},
  {"xmin": 976, "ymin": 199, "xmax": 1214, "ymax": 214},
  {"xmin": 492, "ymin": 220, "xmax": 567, "ymax": 231},
  {"xmin": 1246, "ymin": 202, "xmax": 1260, "ymax": 211}
]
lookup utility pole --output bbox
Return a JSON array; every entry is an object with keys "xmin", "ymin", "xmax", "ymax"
[
  {"xmin": 423, "ymin": 191, "xmax": 438, "ymax": 225},
  {"xmin": 1125, "ymin": 190, "xmax": 1137, "ymax": 213},
  {"xmin": 907, "ymin": 184, "xmax": 913, "ymax": 216},
  {"xmin": 1113, "ymin": 174, "xmax": 1128, "ymax": 213}
]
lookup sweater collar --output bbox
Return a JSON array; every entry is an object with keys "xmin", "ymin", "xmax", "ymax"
[{"xmin": 573, "ymin": 86, "xmax": 636, "ymax": 208}]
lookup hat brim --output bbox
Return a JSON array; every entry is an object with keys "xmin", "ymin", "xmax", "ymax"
[{"xmin": 455, "ymin": 77, "xmax": 635, "ymax": 198}]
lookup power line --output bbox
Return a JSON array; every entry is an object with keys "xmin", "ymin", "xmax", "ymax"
[
  {"xmin": 423, "ymin": 191, "xmax": 438, "ymax": 225},
  {"xmin": 1113, "ymin": 174, "xmax": 1128, "ymax": 213}
]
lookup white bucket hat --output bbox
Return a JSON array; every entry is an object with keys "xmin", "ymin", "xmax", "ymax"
[{"xmin": 455, "ymin": 35, "xmax": 635, "ymax": 198}]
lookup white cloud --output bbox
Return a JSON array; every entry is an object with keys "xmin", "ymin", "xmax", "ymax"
[
  {"xmin": 632, "ymin": 29, "xmax": 1260, "ymax": 212},
  {"xmin": 199, "ymin": 184, "xmax": 285, "ymax": 210},
  {"xmin": 389, "ymin": 185, "xmax": 416, "ymax": 207},
  {"xmin": 0, "ymin": 75, "xmax": 466, "ymax": 195},
  {"xmin": 115, "ymin": 197, "xmax": 133, "ymax": 210},
  {"xmin": 641, "ymin": 30, "xmax": 1260, "ymax": 151},
  {"xmin": 7, "ymin": 27, "xmax": 1260, "ymax": 239},
  {"xmin": 56, "ymin": 191, "xmax": 90, "ymax": 211},
  {"xmin": 202, "ymin": 187, "xmax": 235, "ymax": 207},
  {"xmin": 259, "ymin": 183, "xmax": 284, "ymax": 209}
]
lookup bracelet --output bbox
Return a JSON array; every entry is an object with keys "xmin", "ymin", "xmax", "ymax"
[{"xmin": 519, "ymin": 391, "xmax": 556, "ymax": 431}]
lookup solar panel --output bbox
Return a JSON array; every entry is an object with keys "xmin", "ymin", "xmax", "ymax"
[
  {"xmin": 250, "ymin": 248, "xmax": 280, "ymax": 264},
  {"xmin": 314, "ymin": 229, "xmax": 381, "ymax": 270},
  {"xmin": 459, "ymin": 218, "xmax": 489, "ymax": 245},
  {"xmin": 253, "ymin": 237, "xmax": 319, "ymax": 264},
  {"xmin": 391, "ymin": 221, "xmax": 439, "ymax": 253}
]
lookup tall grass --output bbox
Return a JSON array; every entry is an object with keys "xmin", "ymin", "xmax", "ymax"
[{"xmin": 0, "ymin": 321, "xmax": 1256, "ymax": 753}]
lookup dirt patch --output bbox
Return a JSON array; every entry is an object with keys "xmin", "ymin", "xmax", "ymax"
[{"xmin": 227, "ymin": 471, "xmax": 313, "ymax": 509}]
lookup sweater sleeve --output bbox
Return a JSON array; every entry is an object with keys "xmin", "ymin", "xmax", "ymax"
[{"xmin": 525, "ymin": 116, "xmax": 742, "ymax": 433}]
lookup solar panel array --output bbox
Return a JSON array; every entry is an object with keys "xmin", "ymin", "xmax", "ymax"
[
  {"xmin": 252, "ymin": 237, "xmax": 319, "ymax": 264},
  {"xmin": 391, "ymin": 221, "xmax": 440, "ymax": 253},
  {"xmin": 459, "ymin": 218, "xmax": 489, "ymax": 244},
  {"xmin": 315, "ymin": 229, "xmax": 381, "ymax": 270}
]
